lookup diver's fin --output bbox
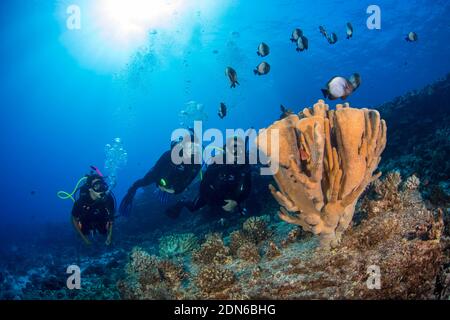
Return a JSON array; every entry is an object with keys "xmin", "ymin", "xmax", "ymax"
[
  {"xmin": 253, "ymin": 69, "xmax": 258, "ymax": 75},
  {"xmin": 235, "ymin": 81, "xmax": 240, "ymax": 86},
  {"xmin": 257, "ymin": 51, "xmax": 260, "ymax": 56},
  {"xmin": 321, "ymin": 89, "xmax": 329, "ymax": 99}
]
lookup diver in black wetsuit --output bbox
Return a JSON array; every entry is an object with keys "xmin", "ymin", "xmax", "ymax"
[
  {"xmin": 71, "ymin": 173, "xmax": 115, "ymax": 246},
  {"xmin": 166, "ymin": 136, "xmax": 252, "ymax": 219},
  {"xmin": 119, "ymin": 131, "xmax": 202, "ymax": 216}
]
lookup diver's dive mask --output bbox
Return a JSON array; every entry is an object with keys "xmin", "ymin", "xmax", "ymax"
[
  {"xmin": 92, "ymin": 180, "xmax": 108, "ymax": 193},
  {"xmin": 89, "ymin": 179, "xmax": 109, "ymax": 200}
]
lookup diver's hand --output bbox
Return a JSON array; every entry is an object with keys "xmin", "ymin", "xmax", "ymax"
[
  {"xmin": 105, "ymin": 238, "xmax": 112, "ymax": 246},
  {"xmin": 222, "ymin": 200, "xmax": 238, "ymax": 212}
]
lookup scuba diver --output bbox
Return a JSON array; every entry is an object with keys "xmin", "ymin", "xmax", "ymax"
[
  {"xmin": 165, "ymin": 136, "xmax": 252, "ymax": 219},
  {"xmin": 70, "ymin": 169, "xmax": 115, "ymax": 246},
  {"xmin": 119, "ymin": 129, "xmax": 203, "ymax": 216}
]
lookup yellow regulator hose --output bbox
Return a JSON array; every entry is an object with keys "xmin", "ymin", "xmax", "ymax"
[{"xmin": 57, "ymin": 176, "xmax": 87, "ymax": 203}]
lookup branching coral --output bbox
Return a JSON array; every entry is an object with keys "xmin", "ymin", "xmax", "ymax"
[
  {"xmin": 404, "ymin": 174, "xmax": 420, "ymax": 191},
  {"xmin": 281, "ymin": 227, "xmax": 306, "ymax": 248},
  {"xmin": 229, "ymin": 230, "xmax": 248, "ymax": 256},
  {"xmin": 229, "ymin": 216, "xmax": 272, "ymax": 258},
  {"xmin": 266, "ymin": 242, "xmax": 281, "ymax": 260},
  {"xmin": 192, "ymin": 233, "xmax": 232, "ymax": 265},
  {"xmin": 361, "ymin": 172, "xmax": 406, "ymax": 217},
  {"xmin": 257, "ymin": 100, "xmax": 387, "ymax": 248},
  {"xmin": 195, "ymin": 265, "xmax": 236, "ymax": 298},
  {"xmin": 158, "ymin": 233, "xmax": 199, "ymax": 258},
  {"xmin": 118, "ymin": 247, "xmax": 186, "ymax": 300},
  {"xmin": 236, "ymin": 242, "xmax": 260, "ymax": 263},
  {"xmin": 242, "ymin": 216, "xmax": 273, "ymax": 244}
]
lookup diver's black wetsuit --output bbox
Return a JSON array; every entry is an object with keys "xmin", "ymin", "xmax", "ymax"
[
  {"xmin": 72, "ymin": 187, "xmax": 115, "ymax": 235},
  {"xmin": 166, "ymin": 157, "xmax": 252, "ymax": 219},
  {"xmin": 119, "ymin": 150, "xmax": 202, "ymax": 216}
]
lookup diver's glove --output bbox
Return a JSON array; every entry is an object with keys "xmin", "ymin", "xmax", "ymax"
[
  {"xmin": 165, "ymin": 201, "xmax": 184, "ymax": 219},
  {"xmin": 119, "ymin": 188, "xmax": 137, "ymax": 217}
]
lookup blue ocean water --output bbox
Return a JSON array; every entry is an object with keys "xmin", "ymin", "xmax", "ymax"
[{"xmin": 0, "ymin": 0, "xmax": 449, "ymax": 247}]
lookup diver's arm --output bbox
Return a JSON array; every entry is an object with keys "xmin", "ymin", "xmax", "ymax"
[
  {"xmin": 129, "ymin": 169, "xmax": 157, "ymax": 191},
  {"xmin": 120, "ymin": 166, "xmax": 158, "ymax": 216},
  {"xmin": 71, "ymin": 216, "xmax": 91, "ymax": 246},
  {"xmin": 127, "ymin": 151, "xmax": 172, "ymax": 191}
]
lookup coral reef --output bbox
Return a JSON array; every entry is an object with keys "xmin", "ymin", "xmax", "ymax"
[
  {"xmin": 117, "ymin": 247, "xmax": 186, "ymax": 300},
  {"xmin": 404, "ymin": 174, "xmax": 420, "ymax": 191},
  {"xmin": 192, "ymin": 233, "xmax": 232, "ymax": 265},
  {"xmin": 229, "ymin": 230, "xmax": 248, "ymax": 256},
  {"xmin": 194, "ymin": 265, "xmax": 236, "ymax": 298},
  {"xmin": 257, "ymin": 100, "xmax": 387, "ymax": 248},
  {"xmin": 3, "ymin": 76, "xmax": 449, "ymax": 301},
  {"xmin": 229, "ymin": 216, "xmax": 272, "ymax": 258},
  {"xmin": 362, "ymin": 171, "xmax": 405, "ymax": 215},
  {"xmin": 242, "ymin": 215, "xmax": 273, "ymax": 244},
  {"xmin": 241, "ymin": 175, "xmax": 444, "ymax": 299},
  {"xmin": 236, "ymin": 242, "xmax": 260, "ymax": 263},
  {"xmin": 377, "ymin": 74, "xmax": 450, "ymax": 206},
  {"xmin": 266, "ymin": 242, "xmax": 281, "ymax": 260},
  {"xmin": 158, "ymin": 233, "xmax": 199, "ymax": 258},
  {"xmin": 114, "ymin": 172, "xmax": 446, "ymax": 300}
]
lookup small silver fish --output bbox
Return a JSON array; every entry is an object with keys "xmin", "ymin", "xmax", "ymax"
[
  {"xmin": 225, "ymin": 67, "xmax": 239, "ymax": 88},
  {"xmin": 406, "ymin": 32, "xmax": 418, "ymax": 42},
  {"xmin": 346, "ymin": 22, "xmax": 353, "ymax": 39},
  {"xmin": 254, "ymin": 62, "xmax": 271, "ymax": 75},
  {"xmin": 296, "ymin": 35, "xmax": 309, "ymax": 52},
  {"xmin": 321, "ymin": 73, "xmax": 361, "ymax": 100},
  {"xmin": 290, "ymin": 28, "xmax": 303, "ymax": 42},
  {"xmin": 257, "ymin": 42, "xmax": 270, "ymax": 57}
]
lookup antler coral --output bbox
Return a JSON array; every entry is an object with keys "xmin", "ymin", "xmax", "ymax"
[{"xmin": 257, "ymin": 100, "xmax": 387, "ymax": 248}]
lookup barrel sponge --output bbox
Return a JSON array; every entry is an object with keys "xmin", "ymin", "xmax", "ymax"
[{"xmin": 257, "ymin": 100, "xmax": 387, "ymax": 248}]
